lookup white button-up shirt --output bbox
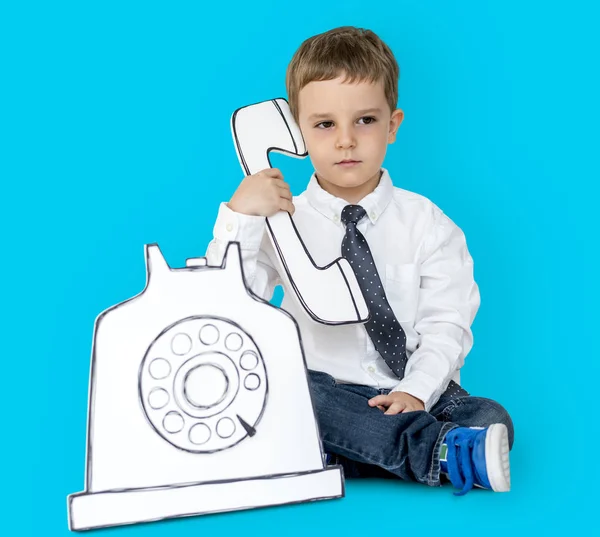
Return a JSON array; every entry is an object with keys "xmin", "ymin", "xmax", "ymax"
[{"xmin": 205, "ymin": 168, "xmax": 480, "ymax": 411}]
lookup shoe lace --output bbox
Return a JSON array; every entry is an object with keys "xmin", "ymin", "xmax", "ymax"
[{"xmin": 446, "ymin": 429, "xmax": 476, "ymax": 496}]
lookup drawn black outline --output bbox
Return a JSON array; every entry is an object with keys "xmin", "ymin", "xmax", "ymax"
[
  {"xmin": 168, "ymin": 352, "xmax": 238, "ymax": 419},
  {"xmin": 68, "ymin": 467, "xmax": 346, "ymax": 532},
  {"xmin": 140, "ymin": 317, "xmax": 267, "ymax": 453},
  {"xmin": 67, "ymin": 241, "xmax": 344, "ymax": 531},
  {"xmin": 231, "ymin": 97, "xmax": 371, "ymax": 326},
  {"xmin": 182, "ymin": 362, "xmax": 230, "ymax": 409}
]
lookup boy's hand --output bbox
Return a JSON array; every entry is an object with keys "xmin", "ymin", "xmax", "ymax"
[
  {"xmin": 368, "ymin": 392, "xmax": 425, "ymax": 415},
  {"xmin": 228, "ymin": 168, "xmax": 295, "ymax": 217}
]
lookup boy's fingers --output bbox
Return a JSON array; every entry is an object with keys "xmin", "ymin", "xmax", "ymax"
[
  {"xmin": 261, "ymin": 167, "xmax": 283, "ymax": 178},
  {"xmin": 272, "ymin": 179, "xmax": 290, "ymax": 192},
  {"xmin": 368, "ymin": 395, "xmax": 390, "ymax": 407},
  {"xmin": 385, "ymin": 403, "xmax": 406, "ymax": 415},
  {"xmin": 279, "ymin": 199, "xmax": 295, "ymax": 215},
  {"xmin": 278, "ymin": 187, "xmax": 293, "ymax": 200}
]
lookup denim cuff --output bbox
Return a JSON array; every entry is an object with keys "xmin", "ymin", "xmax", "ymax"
[{"xmin": 426, "ymin": 421, "xmax": 458, "ymax": 487}]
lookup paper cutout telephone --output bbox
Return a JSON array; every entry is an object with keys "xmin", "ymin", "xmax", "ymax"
[
  {"xmin": 231, "ymin": 98, "xmax": 370, "ymax": 325},
  {"xmin": 67, "ymin": 243, "xmax": 344, "ymax": 531}
]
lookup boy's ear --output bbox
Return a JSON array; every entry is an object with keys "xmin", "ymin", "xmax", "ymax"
[{"xmin": 388, "ymin": 109, "xmax": 404, "ymax": 143}]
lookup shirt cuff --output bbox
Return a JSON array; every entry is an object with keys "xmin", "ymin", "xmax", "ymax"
[
  {"xmin": 213, "ymin": 202, "xmax": 266, "ymax": 248},
  {"xmin": 390, "ymin": 371, "xmax": 445, "ymax": 412}
]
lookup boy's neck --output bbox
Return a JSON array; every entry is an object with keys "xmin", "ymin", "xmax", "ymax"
[{"xmin": 315, "ymin": 169, "xmax": 383, "ymax": 205}]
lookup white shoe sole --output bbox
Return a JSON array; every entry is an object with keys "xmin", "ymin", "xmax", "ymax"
[{"xmin": 485, "ymin": 423, "xmax": 511, "ymax": 492}]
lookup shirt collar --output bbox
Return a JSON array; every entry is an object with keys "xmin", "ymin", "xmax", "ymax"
[{"xmin": 304, "ymin": 167, "xmax": 394, "ymax": 225}]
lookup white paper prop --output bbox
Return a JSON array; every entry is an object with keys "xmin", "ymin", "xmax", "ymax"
[
  {"xmin": 231, "ymin": 98, "xmax": 370, "ymax": 325},
  {"xmin": 67, "ymin": 243, "xmax": 344, "ymax": 531}
]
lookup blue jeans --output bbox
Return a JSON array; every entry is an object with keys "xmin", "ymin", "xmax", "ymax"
[{"xmin": 308, "ymin": 370, "xmax": 514, "ymax": 487}]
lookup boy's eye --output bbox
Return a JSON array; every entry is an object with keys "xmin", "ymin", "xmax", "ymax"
[
  {"xmin": 315, "ymin": 117, "xmax": 377, "ymax": 129},
  {"xmin": 316, "ymin": 121, "xmax": 334, "ymax": 129},
  {"xmin": 359, "ymin": 116, "xmax": 376, "ymax": 125}
]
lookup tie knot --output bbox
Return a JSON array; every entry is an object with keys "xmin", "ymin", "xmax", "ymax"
[{"xmin": 341, "ymin": 205, "xmax": 367, "ymax": 226}]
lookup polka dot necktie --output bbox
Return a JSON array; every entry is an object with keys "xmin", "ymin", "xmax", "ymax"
[
  {"xmin": 341, "ymin": 204, "xmax": 469, "ymax": 399},
  {"xmin": 341, "ymin": 204, "xmax": 409, "ymax": 378}
]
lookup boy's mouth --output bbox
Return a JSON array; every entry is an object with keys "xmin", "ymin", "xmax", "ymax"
[{"xmin": 336, "ymin": 159, "xmax": 361, "ymax": 167}]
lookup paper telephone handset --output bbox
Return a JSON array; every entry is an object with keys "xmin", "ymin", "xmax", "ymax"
[{"xmin": 230, "ymin": 98, "xmax": 369, "ymax": 325}]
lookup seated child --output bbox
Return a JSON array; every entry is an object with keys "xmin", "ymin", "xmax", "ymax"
[{"xmin": 205, "ymin": 25, "xmax": 514, "ymax": 495}]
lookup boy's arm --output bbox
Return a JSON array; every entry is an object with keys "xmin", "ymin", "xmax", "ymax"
[
  {"xmin": 205, "ymin": 202, "xmax": 281, "ymax": 302},
  {"xmin": 390, "ymin": 207, "xmax": 481, "ymax": 412}
]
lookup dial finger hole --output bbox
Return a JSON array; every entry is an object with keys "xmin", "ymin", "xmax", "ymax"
[
  {"xmin": 171, "ymin": 334, "xmax": 192, "ymax": 356},
  {"xmin": 199, "ymin": 324, "xmax": 219, "ymax": 345},
  {"xmin": 216, "ymin": 417, "xmax": 236, "ymax": 439},
  {"xmin": 189, "ymin": 423, "xmax": 211, "ymax": 445},
  {"xmin": 240, "ymin": 351, "xmax": 258, "ymax": 370},
  {"xmin": 149, "ymin": 358, "xmax": 171, "ymax": 379},
  {"xmin": 148, "ymin": 388, "xmax": 169, "ymax": 410},
  {"xmin": 244, "ymin": 373, "xmax": 260, "ymax": 391},
  {"xmin": 225, "ymin": 332, "xmax": 243, "ymax": 351},
  {"xmin": 163, "ymin": 411, "xmax": 184, "ymax": 433}
]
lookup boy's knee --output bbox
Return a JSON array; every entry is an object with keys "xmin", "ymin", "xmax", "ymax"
[{"xmin": 480, "ymin": 399, "xmax": 514, "ymax": 450}]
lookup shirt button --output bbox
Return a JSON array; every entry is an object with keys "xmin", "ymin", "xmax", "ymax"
[
  {"xmin": 370, "ymin": 212, "xmax": 377, "ymax": 220},
  {"xmin": 333, "ymin": 214, "xmax": 339, "ymax": 222},
  {"xmin": 226, "ymin": 223, "xmax": 233, "ymax": 232},
  {"xmin": 367, "ymin": 366, "xmax": 375, "ymax": 373}
]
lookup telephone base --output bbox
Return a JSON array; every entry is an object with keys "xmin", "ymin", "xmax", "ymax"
[{"xmin": 68, "ymin": 466, "xmax": 344, "ymax": 531}]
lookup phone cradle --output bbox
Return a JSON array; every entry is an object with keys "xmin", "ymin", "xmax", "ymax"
[{"xmin": 67, "ymin": 242, "xmax": 343, "ymax": 531}]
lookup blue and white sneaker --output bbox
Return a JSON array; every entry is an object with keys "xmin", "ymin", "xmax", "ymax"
[{"xmin": 441, "ymin": 424, "xmax": 511, "ymax": 496}]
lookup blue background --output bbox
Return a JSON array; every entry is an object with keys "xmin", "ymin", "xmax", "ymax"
[{"xmin": 1, "ymin": 1, "xmax": 598, "ymax": 535}]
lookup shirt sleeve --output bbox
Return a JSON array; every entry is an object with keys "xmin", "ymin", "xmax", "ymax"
[
  {"xmin": 205, "ymin": 202, "xmax": 282, "ymax": 302},
  {"xmin": 390, "ymin": 206, "xmax": 481, "ymax": 411}
]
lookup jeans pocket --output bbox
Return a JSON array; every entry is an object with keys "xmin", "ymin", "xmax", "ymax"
[
  {"xmin": 308, "ymin": 369, "xmax": 337, "ymax": 387},
  {"xmin": 432, "ymin": 397, "xmax": 463, "ymax": 421}
]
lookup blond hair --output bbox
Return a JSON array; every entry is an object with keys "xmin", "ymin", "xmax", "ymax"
[{"xmin": 286, "ymin": 26, "xmax": 399, "ymax": 121}]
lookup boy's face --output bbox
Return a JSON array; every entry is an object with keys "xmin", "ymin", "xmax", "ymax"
[{"xmin": 297, "ymin": 74, "xmax": 404, "ymax": 203}]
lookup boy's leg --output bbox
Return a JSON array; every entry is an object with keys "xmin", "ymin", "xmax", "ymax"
[
  {"xmin": 307, "ymin": 370, "xmax": 455, "ymax": 487},
  {"xmin": 429, "ymin": 394, "xmax": 515, "ymax": 449},
  {"xmin": 430, "ymin": 395, "xmax": 514, "ymax": 495}
]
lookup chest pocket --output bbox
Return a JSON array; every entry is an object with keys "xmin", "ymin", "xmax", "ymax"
[{"xmin": 384, "ymin": 263, "xmax": 420, "ymax": 322}]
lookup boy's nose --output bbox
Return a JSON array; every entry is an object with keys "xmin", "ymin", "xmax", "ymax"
[{"xmin": 335, "ymin": 131, "xmax": 356, "ymax": 149}]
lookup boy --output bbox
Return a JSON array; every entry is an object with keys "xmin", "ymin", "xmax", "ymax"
[{"xmin": 205, "ymin": 26, "xmax": 513, "ymax": 495}]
